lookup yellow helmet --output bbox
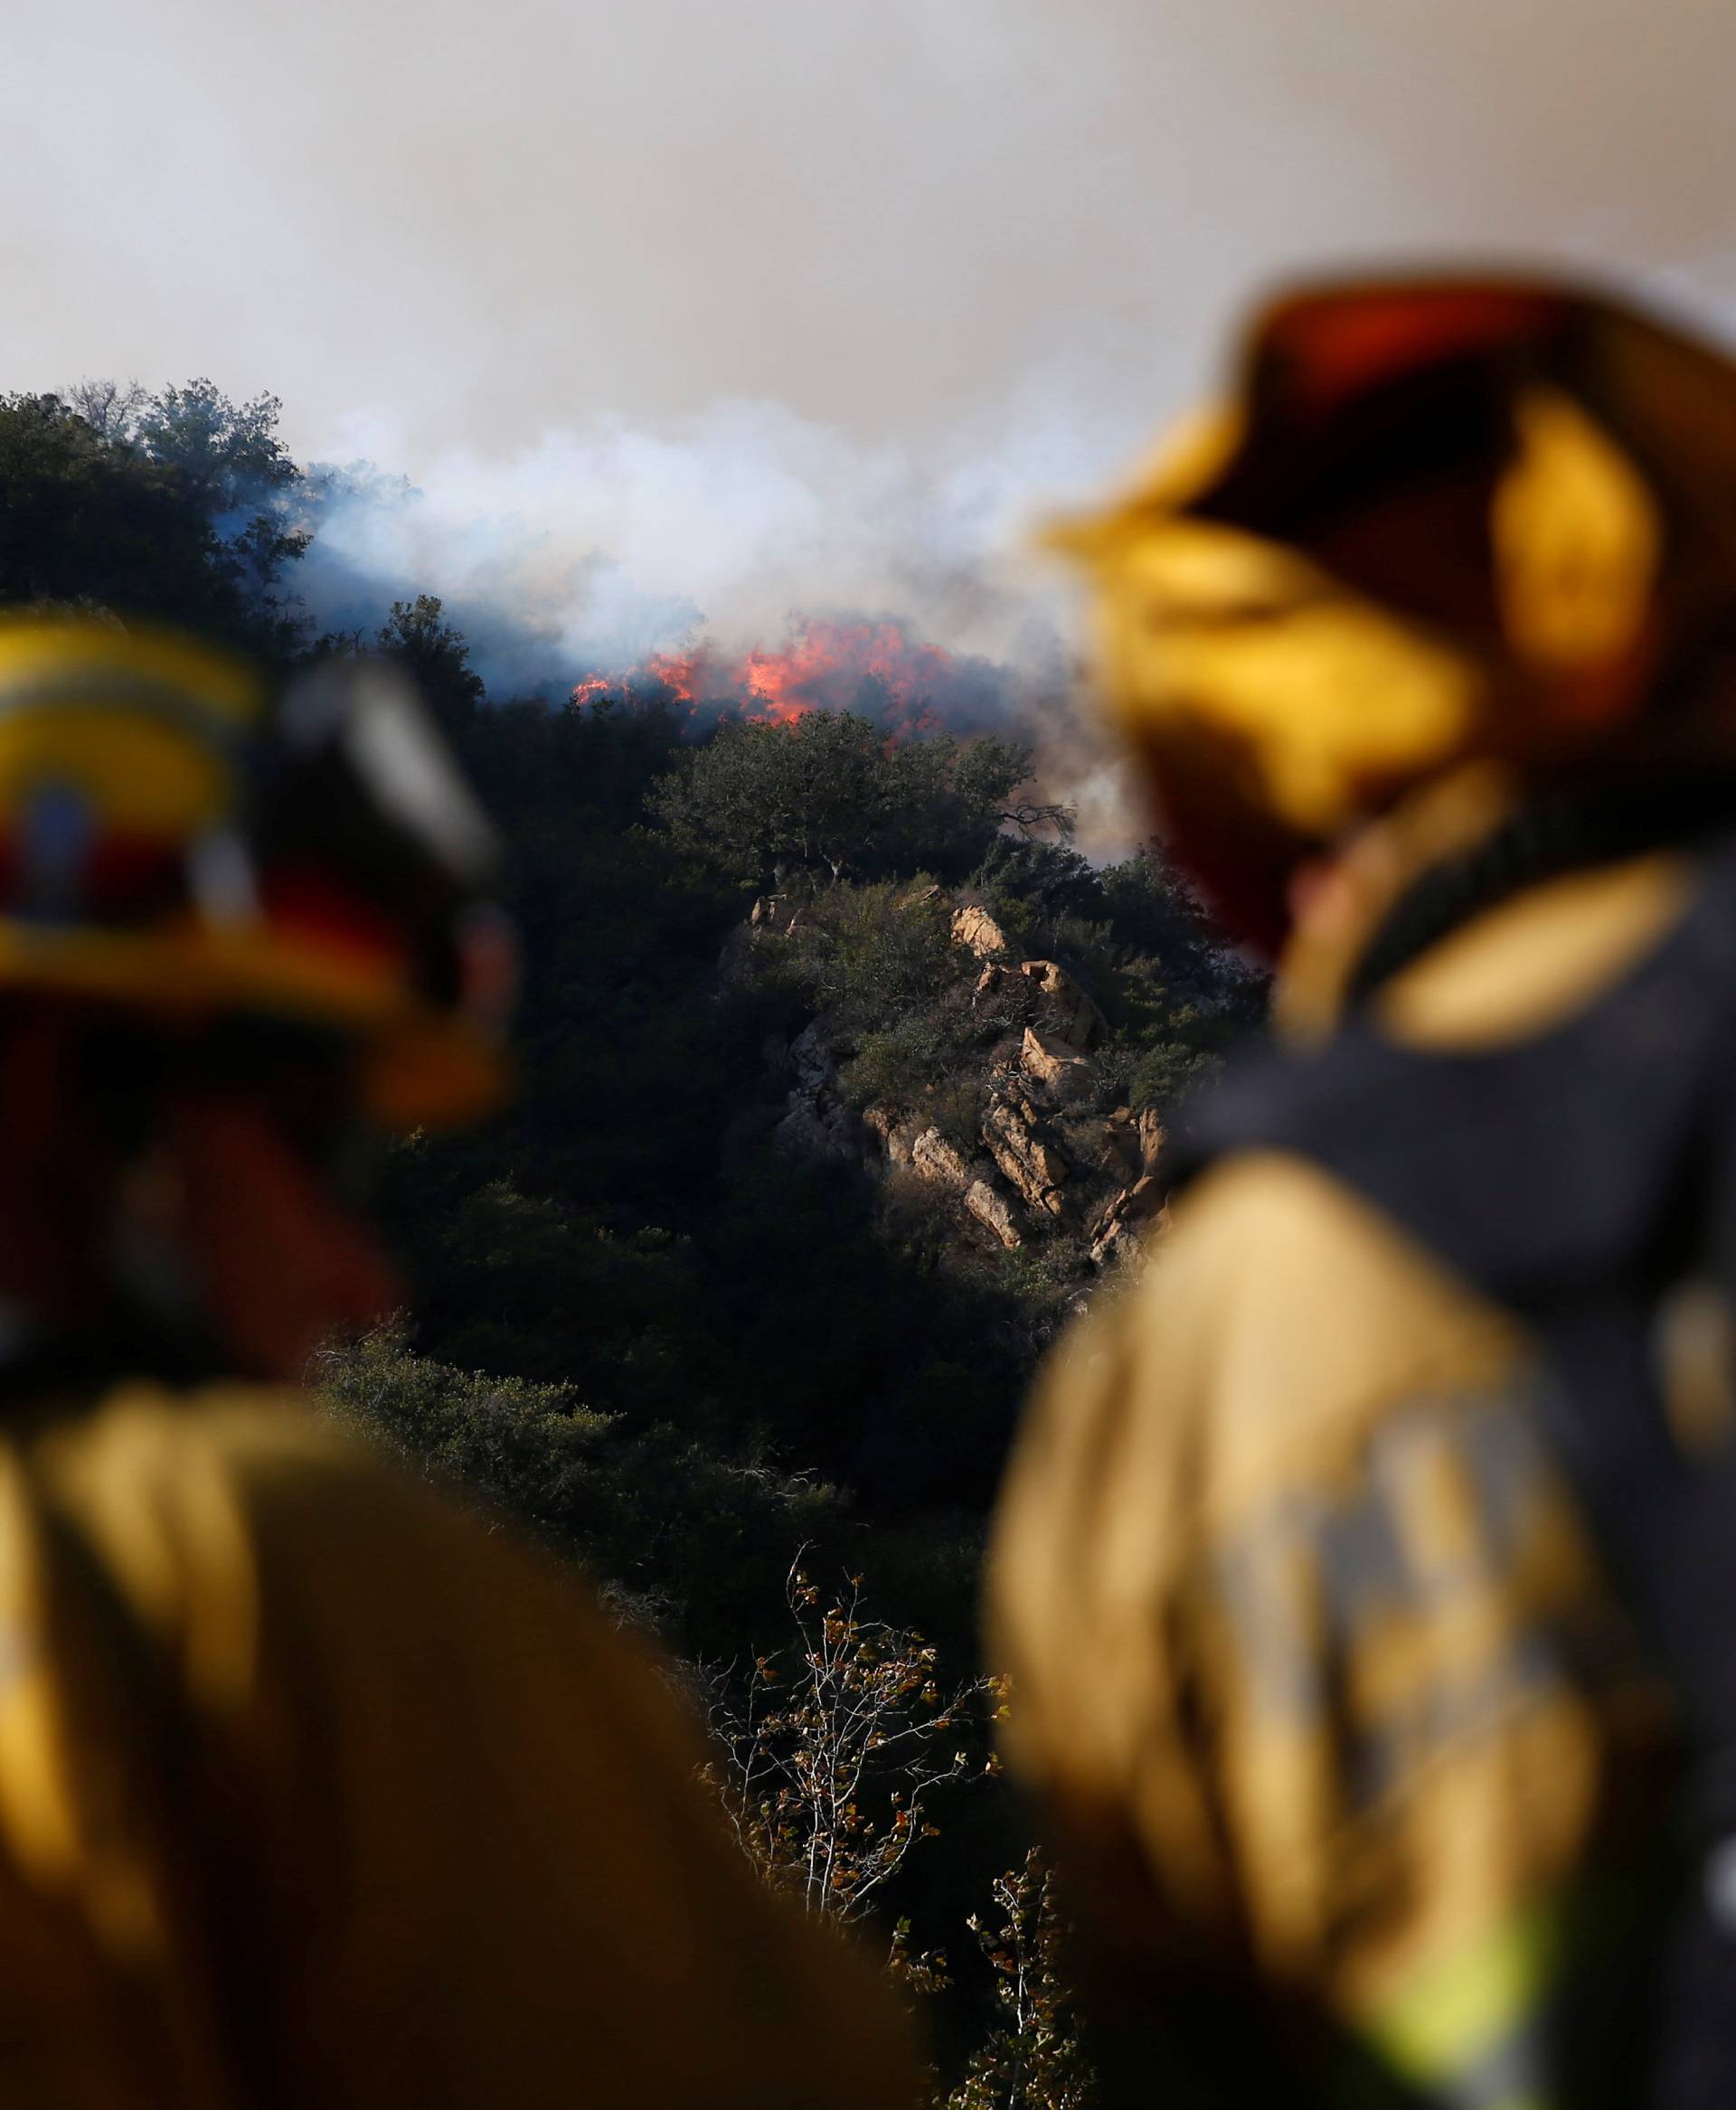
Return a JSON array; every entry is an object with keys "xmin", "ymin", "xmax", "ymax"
[
  {"xmin": 1054, "ymin": 275, "xmax": 1736, "ymax": 947},
  {"xmin": 0, "ymin": 617, "xmax": 514, "ymax": 1126}
]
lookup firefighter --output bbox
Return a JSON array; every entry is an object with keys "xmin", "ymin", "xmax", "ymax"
[
  {"xmin": 988, "ymin": 278, "xmax": 1736, "ymax": 2106},
  {"xmin": 0, "ymin": 618, "xmax": 917, "ymax": 2107}
]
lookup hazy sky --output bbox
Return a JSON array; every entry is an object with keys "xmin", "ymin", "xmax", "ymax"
[{"xmin": 8, "ymin": 0, "xmax": 1736, "ymax": 479}]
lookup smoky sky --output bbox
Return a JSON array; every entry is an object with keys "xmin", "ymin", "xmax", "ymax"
[{"xmin": 7, "ymin": 0, "xmax": 1736, "ymax": 480}]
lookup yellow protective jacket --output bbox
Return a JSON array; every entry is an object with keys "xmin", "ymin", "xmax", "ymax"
[
  {"xmin": 987, "ymin": 777, "xmax": 1715, "ymax": 2107},
  {"xmin": 0, "ymin": 1380, "xmax": 920, "ymax": 2107}
]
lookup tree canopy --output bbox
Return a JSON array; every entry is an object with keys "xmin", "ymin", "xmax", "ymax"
[
  {"xmin": 646, "ymin": 710, "xmax": 1058, "ymax": 888},
  {"xmin": 0, "ymin": 381, "xmax": 307, "ymax": 657},
  {"xmin": 375, "ymin": 593, "xmax": 486, "ymax": 731}
]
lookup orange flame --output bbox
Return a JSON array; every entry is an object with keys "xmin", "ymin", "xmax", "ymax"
[{"xmin": 571, "ymin": 617, "xmax": 975, "ymax": 732}]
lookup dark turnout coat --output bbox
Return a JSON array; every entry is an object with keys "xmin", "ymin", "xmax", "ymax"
[{"xmin": 990, "ymin": 777, "xmax": 1736, "ymax": 2107}]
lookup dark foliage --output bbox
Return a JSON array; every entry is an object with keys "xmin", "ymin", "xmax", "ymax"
[{"xmin": 648, "ymin": 711, "xmax": 1049, "ymax": 887}]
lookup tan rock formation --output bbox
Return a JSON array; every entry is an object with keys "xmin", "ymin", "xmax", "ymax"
[
  {"xmin": 1101, "ymin": 1107, "xmax": 1139, "ymax": 1181},
  {"xmin": 911, "ymin": 1126, "xmax": 974, "ymax": 1191},
  {"xmin": 861, "ymin": 1101, "xmax": 919, "ymax": 1165},
  {"xmin": 1089, "ymin": 1173, "xmax": 1167, "ymax": 1268},
  {"xmin": 1102, "ymin": 1105, "xmax": 1167, "ymax": 1181},
  {"xmin": 951, "ymin": 904, "xmax": 1009, "ymax": 958},
  {"xmin": 909, "ymin": 1125, "xmax": 1026, "ymax": 1248},
  {"xmin": 772, "ymin": 1097, "xmax": 859, "ymax": 1166},
  {"xmin": 965, "ymin": 1179, "xmax": 1024, "ymax": 1249},
  {"xmin": 982, "ymin": 1095, "xmax": 1071, "ymax": 1218},
  {"xmin": 1017, "ymin": 959, "xmax": 1107, "ymax": 1050},
  {"xmin": 1021, "ymin": 1025, "xmax": 1094, "ymax": 1098},
  {"xmin": 861, "ymin": 1101, "xmax": 899, "ymax": 1144}
]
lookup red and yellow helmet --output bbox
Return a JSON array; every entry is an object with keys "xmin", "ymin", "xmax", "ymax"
[
  {"xmin": 0, "ymin": 617, "xmax": 514, "ymax": 1126},
  {"xmin": 1054, "ymin": 275, "xmax": 1736, "ymax": 948}
]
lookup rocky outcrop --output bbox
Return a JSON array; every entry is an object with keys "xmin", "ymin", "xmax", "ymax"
[
  {"xmin": 910, "ymin": 1124, "xmax": 1024, "ymax": 1249},
  {"xmin": 911, "ymin": 1126, "xmax": 974, "ymax": 1191},
  {"xmin": 750, "ymin": 894, "xmax": 805, "ymax": 936},
  {"xmin": 772, "ymin": 1019, "xmax": 860, "ymax": 1165},
  {"xmin": 752, "ymin": 886, "xmax": 1181, "ymax": 1273},
  {"xmin": 963, "ymin": 1179, "xmax": 1023, "ymax": 1250},
  {"xmin": 981, "ymin": 1083, "xmax": 1071, "ymax": 1220},
  {"xmin": 951, "ymin": 904, "xmax": 1009, "ymax": 958},
  {"xmin": 788, "ymin": 1021, "xmax": 834, "ymax": 1093},
  {"xmin": 861, "ymin": 1100, "xmax": 919, "ymax": 1165},
  {"xmin": 1018, "ymin": 960, "xmax": 1106, "ymax": 1050},
  {"xmin": 772, "ymin": 1097, "xmax": 856, "ymax": 1163},
  {"xmin": 1088, "ymin": 1173, "xmax": 1167, "ymax": 1270},
  {"xmin": 1020, "ymin": 1026, "xmax": 1094, "ymax": 1099},
  {"xmin": 1101, "ymin": 1105, "xmax": 1165, "ymax": 1182}
]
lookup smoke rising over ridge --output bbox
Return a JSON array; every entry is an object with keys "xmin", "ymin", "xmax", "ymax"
[
  {"xmin": 15, "ymin": 0, "xmax": 1736, "ymax": 864},
  {"xmin": 296, "ymin": 379, "xmax": 1146, "ymax": 851},
  {"xmin": 299, "ymin": 387, "xmax": 1124, "ymax": 685}
]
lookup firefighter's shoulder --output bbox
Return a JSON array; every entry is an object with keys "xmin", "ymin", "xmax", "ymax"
[
  {"xmin": 986, "ymin": 1144, "xmax": 1540, "ymax": 1918},
  {"xmin": 997, "ymin": 1142, "xmax": 1529, "ymax": 1588},
  {"xmin": 10, "ymin": 1383, "xmax": 922, "ymax": 2109}
]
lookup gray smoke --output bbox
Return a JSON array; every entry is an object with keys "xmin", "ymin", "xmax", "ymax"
[{"xmin": 296, "ymin": 372, "xmax": 1153, "ymax": 853}]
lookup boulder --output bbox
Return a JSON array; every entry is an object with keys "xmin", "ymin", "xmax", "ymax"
[
  {"xmin": 1017, "ymin": 959, "xmax": 1107, "ymax": 1050},
  {"xmin": 982, "ymin": 1095, "xmax": 1071, "ymax": 1218},
  {"xmin": 1102, "ymin": 1105, "xmax": 1167, "ymax": 1181},
  {"xmin": 951, "ymin": 904, "xmax": 1009, "ymax": 958},
  {"xmin": 1101, "ymin": 1107, "xmax": 1140, "ymax": 1181},
  {"xmin": 1088, "ymin": 1173, "xmax": 1168, "ymax": 1268},
  {"xmin": 1122, "ymin": 1172, "xmax": 1165, "ymax": 1219},
  {"xmin": 788, "ymin": 1020, "xmax": 835, "ymax": 1093},
  {"xmin": 910, "ymin": 1126, "xmax": 1026, "ymax": 1247},
  {"xmin": 772, "ymin": 1097, "xmax": 858, "ymax": 1167},
  {"xmin": 1089, "ymin": 1217, "xmax": 1142, "ymax": 1270},
  {"xmin": 861, "ymin": 1101, "xmax": 919, "ymax": 1165},
  {"xmin": 860, "ymin": 1101, "xmax": 900, "ymax": 1146},
  {"xmin": 1021, "ymin": 1025, "xmax": 1094, "ymax": 1099},
  {"xmin": 911, "ymin": 1126, "xmax": 974, "ymax": 1192},
  {"xmin": 965, "ymin": 1179, "xmax": 1024, "ymax": 1249}
]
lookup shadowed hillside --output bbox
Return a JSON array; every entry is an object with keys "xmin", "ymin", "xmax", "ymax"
[{"xmin": 0, "ymin": 374, "xmax": 1265, "ymax": 2096}]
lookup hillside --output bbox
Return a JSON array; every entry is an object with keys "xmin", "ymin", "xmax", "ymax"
[
  {"xmin": 347, "ymin": 700, "xmax": 1264, "ymax": 1644},
  {"xmin": 0, "ymin": 375, "xmax": 1266, "ymax": 2096},
  {"xmin": 758, "ymin": 892, "xmax": 1181, "ymax": 1270}
]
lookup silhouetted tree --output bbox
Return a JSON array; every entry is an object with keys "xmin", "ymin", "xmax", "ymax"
[
  {"xmin": 649, "ymin": 711, "xmax": 1052, "ymax": 888},
  {"xmin": 132, "ymin": 377, "xmax": 299, "ymax": 513},
  {"xmin": 0, "ymin": 391, "xmax": 277, "ymax": 646},
  {"xmin": 376, "ymin": 593, "xmax": 486, "ymax": 731}
]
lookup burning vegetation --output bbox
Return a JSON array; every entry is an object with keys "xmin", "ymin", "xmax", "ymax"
[{"xmin": 570, "ymin": 615, "xmax": 1016, "ymax": 737}]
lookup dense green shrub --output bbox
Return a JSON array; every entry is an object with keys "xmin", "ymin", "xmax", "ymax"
[{"xmin": 316, "ymin": 1322, "xmax": 855, "ymax": 1658}]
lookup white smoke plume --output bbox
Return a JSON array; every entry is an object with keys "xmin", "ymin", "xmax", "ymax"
[{"xmin": 295, "ymin": 374, "xmax": 1156, "ymax": 856}]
